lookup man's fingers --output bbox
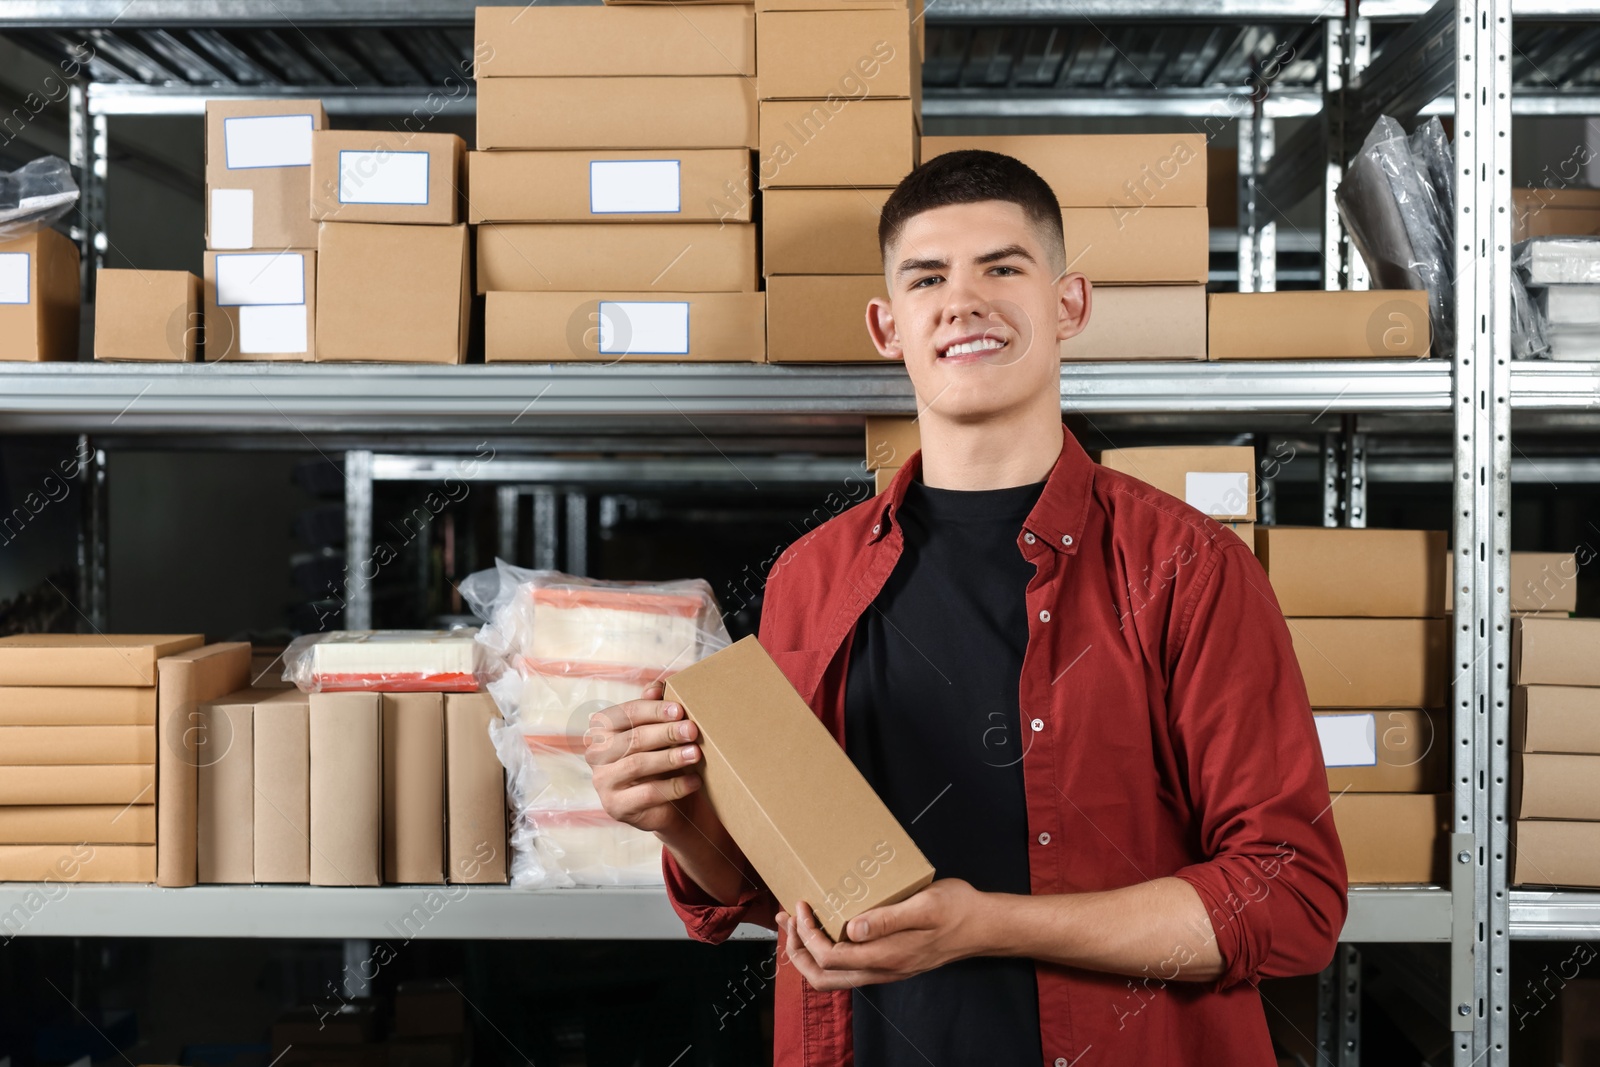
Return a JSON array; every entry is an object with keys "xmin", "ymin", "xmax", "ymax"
[
  {"xmin": 606, "ymin": 744, "xmax": 700, "ymax": 783},
  {"xmin": 591, "ymin": 695, "xmax": 685, "ymax": 734},
  {"xmin": 846, "ymin": 896, "xmax": 922, "ymax": 942},
  {"xmin": 781, "ymin": 914, "xmax": 866, "ymax": 992},
  {"xmin": 604, "ymin": 775, "xmax": 702, "ymax": 821},
  {"xmin": 584, "ymin": 719, "xmax": 697, "ymax": 766}
]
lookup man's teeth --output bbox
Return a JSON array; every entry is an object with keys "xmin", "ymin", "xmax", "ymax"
[{"xmin": 943, "ymin": 338, "xmax": 1006, "ymax": 357}]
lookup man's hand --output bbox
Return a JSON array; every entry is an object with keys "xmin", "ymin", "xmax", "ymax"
[{"xmin": 588, "ymin": 681, "xmax": 707, "ymax": 835}]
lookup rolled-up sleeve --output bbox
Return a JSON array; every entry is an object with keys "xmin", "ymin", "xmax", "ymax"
[{"xmin": 663, "ymin": 847, "xmax": 777, "ymax": 943}]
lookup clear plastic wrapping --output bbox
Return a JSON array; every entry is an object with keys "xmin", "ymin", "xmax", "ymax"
[
  {"xmin": 0, "ymin": 157, "xmax": 80, "ymax": 243},
  {"xmin": 1515, "ymin": 236, "xmax": 1600, "ymax": 286},
  {"xmin": 1511, "ymin": 270, "xmax": 1552, "ymax": 361},
  {"xmin": 281, "ymin": 629, "xmax": 485, "ymax": 693}
]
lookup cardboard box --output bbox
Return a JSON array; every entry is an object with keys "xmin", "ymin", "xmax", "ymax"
[
  {"xmin": 383, "ymin": 693, "xmax": 446, "ymax": 885},
  {"xmin": 1514, "ymin": 752, "xmax": 1600, "ymax": 820},
  {"xmin": 1513, "ymin": 205, "xmax": 1600, "ymax": 242},
  {"xmin": 765, "ymin": 275, "xmax": 883, "ymax": 362},
  {"xmin": 1515, "ymin": 686, "xmax": 1600, "ymax": 755},
  {"xmin": 486, "ymin": 291, "xmax": 765, "ymax": 362},
  {"xmin": 93, "ymin": 269, "xmax": 201, "ymax": 362},
  {"xmin": 1287, "ymin": 618, "xmax": 1447, "ymax": 708},
  {"xmin": 315, "ymin": 223, "xmax": 469, "ymax": 364},
  {"xmin": 1058, "ymin": 206, "xmax": 1207, "ymax": 285},
  {"xmin": 205, "ymin": 99, "xmax": 326, "ymax": 250},
  {"xmin": 0, "ymin": 725, "xmax": 156, "ymax": 765},
  {"xmin": 1209, "ymin": 290, "xmax": 1432, "ymax": 360},
  {"xmin": 763, "ymin": 187, "xmax": 888, "ymax": 275},
  {"xmin": 663, "ymin": 635, "xmax": 935, "ymax": 940},
  {"xmin": 1513, "ymin": 617, "xmax": 1600, "ymax": 686},
  {"xmin": 197, "ymin": 689, "xmax": 259, "ymax": 884},
  {"xmin": 0, "ymin": 804, "xmax": 155, "ymax": 845},
  {"xmin": 394, "ymin": 980, "xmax": 466, "ymax": 1037},
  {"xmin": 0, "ymin": 844, "xmax": 156, "ymax": 883},
  {"xmin": 865, "ymin": 415, "xmax": 919, "ymax": 471},
  {"xmin": 1513, "ymin": 820, "xmax": 1600, "ymax": 888},
  {"xmin": 0, "ymin": 634, "xmax": 203, "ymax": 687},
  {"xmin": 445, "ymin": 692, "xmax": 509, "ymax": 885},
  {"xmin": 1329, "ymin": 792, "xmax": 1448, "ymax": 884},
  {"xmin": 1061, "ymin": 285, "xmax": 1206, "ymax": 361},
  {"xmin": 474, "ymin": 5, "xmax": 755, "ymax": 77},
  {"xmin": 756, "ymin": 9, "xmax": 919, "ymax": 102},
  {"xmin": 1255, "ymin": 526, "xmax": 1447, "ymax": 617},
  {"xmin": 476, "ymin": 223, "xmax": 757, "ymax": 293},
  {"xmin": 1315, "ymin": 710, "xmax": 1447, "ymax": 792},
  {"xmin": 203, "ymin": 249, "xmax": 316, "ymax": 361},
  {"xmin": 759, "ymin": 98, "xmax": 915, "ymax": 188},
  {"xmin": 309, "ymin": 691, "xmax": 382, "ymax": 886},
  {"xmin": 0, "ymin": 764, "xmax": 154, "ymax": 805},
  {"xmin": 468, "ymin": 150, "xmax": 753, "ymax": 224},
  {"xmin": 1097, "ymin": 446, "xmax": 1257, "ymax": 521},
  {"xmin": 0, "ymin": 227, "xmax": 80, "ymax": 361},
  {"xmin": 477, "ymin": 77, "xmax": 757, "ymax": 151},
  {"xmin": 255, "ymin": 688, "xmax": 311, "ymax": 883},
  {"xmin": 1444, "ymin": 552, "xmax": 1580, "ymax": 613},
  {"xmin": 310, "ymin": 131, "xmax": 464, "ymax": 225},
  {"xmin": 0, "ymin": 686, "xmax": 156, "ymax": 725},
  {"xmin": 875, "ymin": 467, "xmax": 898, "ymax": 494},
  {"xmin": 155, "ymin": 642, "xmax": 253, "ymax": 887},
  {"xmin": 921, "ymin": 134, "xmax": 1207, "ymax": 208}
]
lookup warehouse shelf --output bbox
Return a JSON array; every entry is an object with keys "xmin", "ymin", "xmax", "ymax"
[
  {"xmin": 1509, "ymin": 890, "xmax": 1600, "ymax": 940},
  {"xmin": 1510, "ymin": 361, "xmax": 1600, "ymax": 409}
]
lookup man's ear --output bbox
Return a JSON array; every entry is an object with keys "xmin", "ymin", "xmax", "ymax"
[
  {"xmin": 866, "ymin": 297, "xmax": 904, "ymax": 360},
  {"xmin": 1055, "ymin": 272, "xmax": 1091, "ymax": 343}
]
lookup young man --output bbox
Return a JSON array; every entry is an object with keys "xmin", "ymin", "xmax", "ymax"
[{"xmin": 589, "ymin": 150, "xmax": 1348, "ymax": 1066}]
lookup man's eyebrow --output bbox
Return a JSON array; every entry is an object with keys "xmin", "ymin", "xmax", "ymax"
[
  {"xmin": 976, "ymin": 244, "xmax": 1035, "ymax": 265},
  {"xmin": 895, "ymin": 256, "xmax": 947, "ymax": 278}
]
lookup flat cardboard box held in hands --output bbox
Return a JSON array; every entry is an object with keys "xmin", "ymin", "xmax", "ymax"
[{"xmin": 663, "ymin": 635, "xmax": 935, "ymax": 941}]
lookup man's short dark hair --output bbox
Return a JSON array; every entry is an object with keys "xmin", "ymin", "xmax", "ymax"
[{"xmin": 877, "ymin": 149, "xmax": 1066, "ymax": 274}]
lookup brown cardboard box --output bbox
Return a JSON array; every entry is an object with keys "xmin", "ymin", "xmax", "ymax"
[
  {"xmin": 468, "ymin": 150, "xmax": 753, "ymax": 224},
  {"xmin": 1287, "ymin": 618, "xmax": 1447, "ymax": 708},
  {"xmin": 383, "ymin": 693, "xmax": 446, "ymax": 885},
  {"xmin": 756, "ymin": 9, "xmax": 919, "ymax": 102},
  {"xmin": 309, "ymin": 691, "xmax": 382, "ymax": 886},
  {"xmin": 0, "ymin": 764, "xmax": 153, "ymax": 805},
  {"xmin": 394, "ymin": 979, "xmax": 466, "ymax": 1037},
  {"xmin": 1060, "ymin": 206, "xmax": 1208, "ymax": 285},
  {"xmin": 1061, "ymin": 285, "xmax": 1207, "ymax": 361},
  {"xmin": 1513, "ymin": 617, "xmax": 1600, "ymax": 686},
  {"xmin": 315, "ymin": 223, "xmax": 469, "ymax": 364},
  {"xmin": 1513, "ymin": 204, "xmax": 1600, "ymax": 242},
  {"xmin": 474, "ymin": 5, "xmax": 755, "ymax": 77},
  {"xmin": 1514, "ymin": 752, "xmax": 1600, "ymax": 820},
  {"xmin": 155, "ymin": 642, "xmax": 252, "ymax": 887},
  {"xmin": 477, "ymin": 77, "xmax": 757, "ymax": 151},
  {"xmin": 759, "ymin": 99, "xmax": 915, "ymax": 188},
  {"xmin": 310, "ymin": 131, "xmax": 464, "ymax": 225},
  {"xmin": 663, "ymin": 635, "xmax": 935, "ymax": 940},
  {"xmin": 486, "ymin": 291, "xmax": 765, "ymax": 362},
  {"xmin": 765, "ymin": 275, "xmax": 883, "ymax": 363},
  {"xmin": 444, "ymin": 692, "xmax": 509, "ymax": 885},
  {"xmin": 1098, "ymin": 446, "xmax": 1257, "ymax": 521},
  {"xmin": 1209, "ymin": 290, "xmax": 1432, "ymax": 360},
  {"xmin": 1514, "ymin": 187, "xmax": 1600, "ymax": 209},
  {"xmin": 1444, "ymin": 552, "xmax": 1580, "ymax": 613},
  {"xmin": 255, "ymin": 688, "xmax": 311, "ymax": 883},
  {"xmin": 1513, "ymin": 820, "xmax": 1600, "ymax": 887},
  {"xmin": 0, "ymin": 687, "xmax": 156, "ymax": 725},
  {"xmin": 0, "ymin": 844, "xmax": 156, "ymax": 883},
  {"xmin": 203, "ymin": 249, "xmax": 316, "ymax": 361},
  {"xmin": 1514, "ymin": 686, "xmax": 1600, "ymax": 755},
  {"xmin": 197, "ymin": 689, "xmax": 260, "ymax": 884},
  {"xmin": 1255, "ymin": 526, "xmax": 1447, "ymax": 618},
  {"xmin": 0, "ymin": 725, "xmax": 156, "ymax": 764},
  {"xmin": 205, "ymin": 99, "xmax": 326, "ymax": 250},
  {"xmin": 476, "ymin": 223, "xmax": 757, "ymax": 293},
  {"xmin": 874, "ymin": 467, "xmax": 898, "ymax": 494},
  {"xmin": 0, "ymin": 634, "xmax": 203, "ymax": 687},
  {"xmin": 0, "ymin": 805, "xmax": 156, "ymax": 845},
  {"xmin": 763, "ymin": 188, "xmax": 888, "ymax": 275},
  {"xmin": 1315, "ymin": 710, "xmax": 1447, "ymax": 792},
  {"xmin": 1329, "ymin": 792, "xmax": 1449, "ymax": 884},
  {"xmin": 0, "ymin": 227, "xmax": 80, "ymax": 361},
  {"xmin": 921, "ymin": 134, "xmax": 1207, "ymax": 208},
  {"xmin": 93, "ymin": 269, "xmax": 201, "ymax": 362},
  {"xmin": 865, "ymin": 415, "xmax": 919, "ymax": 471}
]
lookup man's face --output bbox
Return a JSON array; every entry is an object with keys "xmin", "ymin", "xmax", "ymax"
[{"xmin": 867, "ymin": 200, "xmax": 1089, "ymax": 421}]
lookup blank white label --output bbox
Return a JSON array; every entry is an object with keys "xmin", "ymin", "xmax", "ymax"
[
  {"xmin": 1184, "ymin": 471, "xmax": 1250, "ymax": 516},
  {"xmin": 599, "ymin": 301, "xmax": 689, "ymax": 355},
  {"xmin": 239, "ymin": 305, "xmax": 308, "ymax": 354},
  {"xmin": 215, "ymin": 253, "xmax": 305, "ymax": 306},
  {"xmin": 223, "ymin": 114, "xmax": 314, "ymax": 169},
  {"xmin": 590, "ymin": 160, "xmax": 682, "ymax": 214},
  {"xmin": 209, "ymin": 188, "xmax": 254, "ymax": 249},
  {"xmin": 1316, "ymin": 714, "xmax": 1377, "ymax": 768},
  {"xmin": 338, "ymin": 150, "xmax": 430, "ymax": 205},
  {"xmin": 0, "ymin": 253, "xmax": 29, "ymax": 304}
]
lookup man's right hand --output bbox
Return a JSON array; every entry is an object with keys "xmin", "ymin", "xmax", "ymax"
[{"xmin": 588, "ymin": 681, "xmax": 707, "ymax": 835}]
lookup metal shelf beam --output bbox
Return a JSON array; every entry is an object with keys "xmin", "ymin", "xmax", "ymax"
[
  {"xmin": 1509, "ymin": 889, "xmax": 1600, "ymax": 939},
  {"xmin": 1509, "ymin": 361, "xmax": 1600, "ymax": 409}
]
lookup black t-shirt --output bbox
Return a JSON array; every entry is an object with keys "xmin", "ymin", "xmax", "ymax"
[{"xmin": 844, "ymin": 472, "xmax": 1046, "ymax": 1067}]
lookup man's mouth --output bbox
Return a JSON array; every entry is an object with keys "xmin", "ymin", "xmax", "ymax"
[{"xmin": 938, "ymin": 334, "xmax": 1008, "ymax": 359}]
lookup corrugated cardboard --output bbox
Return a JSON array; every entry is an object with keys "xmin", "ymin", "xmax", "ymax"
[
  {"xmin": 0, "ymin": 764, "xmax": 153, "ymax": 805},
  {"xmin": 0, "ymin": 686, "xmax": 156, "ymax": 725},
  {"xmin": 874, "ymin": 467, "xmax": 898, "ymax": 494},
  {"xmin": 766, "ymin": 274, "xmax": 883, "ymax": 362},
  {"xmin": 1329, "ymin": 793, "xmax": 1448, "ymax": 884},
  {"xmin": 1515, "ymin": 686, "xmax": 1600, "ymax": 755},
  {"xmin": 444, "ymin": 692, "xmax": 509, "ymax": 884},
  {"xmin": 1444, "ymin": 552, "xmax": 1580, "ymax": 613},
  {"xmin": 0, "ymin": 725, "xmax": 156, "ymax": 765},
  {"xmin": 921, "ymin": 134, "xmax": 1207, "ymax": 207},
  {"xmin": 1315, "ymin": 710, "xmax": 1447, "ymax": 792},
  {"xmin": 315, "ymin": 223, "xmax": 469, "ymax": 364},
  {"xmin": 865, "ymin": 415, "xmax": 919, "ymax": 471},
  {"xmin": 1098, "ymin": 446, "xmax": 1257, "ymax": 521},
  {"xmin": 1513, "ymin": 820, "xmax": 1600, "ymax": 888},
  {"xmin": 1514, "ymin": 752, "xmax": 1600, "ymax": 820},
  {"xmin": 763, "ymin": 188, "xmax": 888, "ymax": 275},
  {"xmin": 1062, "ymin": 285, "xmax": 1206, "ymax": 361},
  {"xmin": 310, "ymin": 131, "xmax": 464, "ymax": 225},
  {"xmin": 756, "ymin": 9, "xmax": 919, "ymax": 102},
  {"xmin": 476, "ymin": 223, "xmax": 757, "ymax": 293},
  {"xmin": 759, "ymin": 98, "xmax": 915, "ymax": 188},
  {"xmin": 204, "ymin": 99, "xmax": 326, "ymax": 250},
  {"xmin": 477, "ymin": 77, "xmax": 757, "ymax": 151},
  {"xmin": 0, "ymin": 227, "xmax": 81, "ymax": 361},
  {"xmin": 1061, "ymin": 206, "xmax": 1208, "ymax": 284},
  {"xmin": 486, "ymin": 290, "xmax": 765, "ymax": 362},
  {"xmin": 0, "ymin": 634, "xmax": 203, "ymax": 686},
  {"xmin": 1287, "ymin": 618, "xmax": 1447, "ymax": 708},
  {"xmin": 468, "ymin": 150, "xmax": 753, "ymax": 224},
  {"xmin": 663, "ymin": 635, "xmax": 935, "ymax": 940},
  {"xmin": 0, "ymin": 805, "xmax": 156, "ymax": 845},
  {"xmin": 93, "ymin": 269, "xmax": 201, "ymax": 362},
  {"xmin": 203, "ymin": 249, "xmax": 316, "ymax": 362},
  {"xmin": 254, "ymin": 689, "xmax": 311, "ymax": 883},
  {"xmin": 1209, "ymin": 290, "xmax": 1432, "ymax": 360},
  {"xmin": 0, "ymin": 844, "xmax": 156, "ymax": 883},
  {"xmin": 1255, "ymin": 526, "xmax": 1447, "ymax": 617},
  {"xmin": 197, "ymin": 689, "xmax": 260, "ymax": 884},
  {"xmin": 474, "ymin": 5, "xmax": 755, "ymax": 77},
  {"xmin": 1513, "ymin": 204, "xmax": 1600, "ymax": 242},
  {"xmin": 383, "ymin": 693, "xmax": 446, "ymax": 885},
  {"xmin": 309, "ymin": 691, "xmax": 382, "ymax": 886},
  {"xmin": 1513, "ymin": 617, "xmax": 1600, "ymax": 686}
]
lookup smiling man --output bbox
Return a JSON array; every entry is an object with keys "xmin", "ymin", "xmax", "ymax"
[{"xmin": 589, "ymin": 150, "xmax": 1348, "ymax": 1066}]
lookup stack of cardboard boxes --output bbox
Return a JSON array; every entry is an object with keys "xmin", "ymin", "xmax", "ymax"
[
  {"xmin": 1097, "ymin": 445, "xmax": 1256, "ymax": 540},
  {"xmin": 1209, "ymin": 289, "xmax": 1432, "ymax": 360},
  {"xmin": 0, "ymin": 225, "xmax": 80, "ymax": 361},
  {"xmin": 472, "ymin": 5, "xmax": 765, "ymax": 363}
]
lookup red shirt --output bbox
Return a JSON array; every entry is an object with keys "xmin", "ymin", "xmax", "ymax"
[{"xmin": 665, "ymin": 422, "xmax": 1348, "ymax": 1067}]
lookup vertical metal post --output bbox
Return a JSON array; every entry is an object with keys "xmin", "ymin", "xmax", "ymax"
[
  {"xmin": 344, "ymin": 451, "xmax": 374, "ymax": 631},
  {"xmin": 532, "ymin": 487, "xmax": 558, "ymax": 569},
  {"xmin": 1257, "ymin": 443, "xmax": 1278, "ymax": 527},
  {"xmin": 1324, "ymin": 16, "xmax": 1373, "ymax": 292},
  {"xmin": 1337, "ymin": 946, "xmax": 1362, "ymax": 1067},
  {"xmin": 1258, "ymin": 116, "xmax": 1277, "ymax": 292},
  {"xmin": 496, "ymin": 486, "xmax": 520, "ymax": 563},
  {"xmin": 564, "ymin": 491, "xmax": 588, "ymax": 576},
  {"xmin": 341, "ymin": 939, "xmax": 372, "ymax": 999},
  {"xmin": 1316, "ymin": 960, "xmax": 1338, "ymax": 1064},
  {"xmin": 1341, "ymin": 414, "xmax": 1367, "ymax": 528},
  {"xmin": 73, "ymin": 436, "xmax": 107, "ymax": 632},
  {"xmin": 1321, "ymin": 433, "xmax": 1340, "ymax": 527},
  {"xmin": 1238, "ymin": 110, "xmax": 1259, "ymax": 294}
]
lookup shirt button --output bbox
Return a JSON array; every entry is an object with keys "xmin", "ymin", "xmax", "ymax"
[
  {"xmin": 1023, "ymin": 532, "xmax": 1036, "ymax": 545},
  {"xmin": 1056, "ymin": 1060, "xmax": 1069, "ymax": 1067},
  {"xmin": 1038, "ymin": 832, "xmax": 1051, "ymax": 845},
  {"xmin": 871, "ymin": 524, "xmax": 880, "ymax": 534},
  {"xmin": 1030, "ymin": 718, "xmax": 1044, "ymax": 732},
  {"xmin": 1038, "ymin": 609, "xmax": 1051, "ymax": 623},
  {"xmin": 1062, "ymin": 534, "xmax": 1073, "ymax": 547}
]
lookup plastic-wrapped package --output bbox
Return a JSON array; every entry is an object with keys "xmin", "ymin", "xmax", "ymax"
[
  {"xmin": 486, "ymin": 658, "xmax": 664, "ymax": 736},
  {"xmin": 1408, "ymin": 117, "xmax": 1455, "ymax": 227},
  {"xmin": 1512, "ymin": 271, "xmax": 1553, "ymax": 361},
  {"xmin": 0, "ymin": 157, "xmax": 79, "ymax": 243},
  {"xmin": 514, "ymin": 809, "xmax": 664, "ymax": 889},
  {"xmin": 281, "ymin": 630, "xmax": 484, "ymax": 692},
  {"xmin": 1515, "ymin": 236, "xmax": 1600, "ymax": 286}
]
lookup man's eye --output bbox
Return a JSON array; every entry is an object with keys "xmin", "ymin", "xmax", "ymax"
[
  {"xmin": 991, "ymin": 265, "xmax": 1019, "ymax": 276},
  {"xmin": 912, "ymin": 275, "xmax": 942, "ymax": 288}
]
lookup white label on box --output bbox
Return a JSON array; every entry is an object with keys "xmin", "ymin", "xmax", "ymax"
[
  {"xmin": 215, "ymin": 253, "xmax": 305, "ymax": 307},
  {"xmin": 209, "ymin": 188, "xmax": 254, "ymax": 249},
  {"xmin": 1317, "ymin": 713, "xmax": 1378, "ymax": 768},
  {"xmin": 0, "ymin": 253, "xmax": 29, "ymax": 304},
  {"xmin": 598, "ymin": 301, "xmax": 689, "ymax": 355},
  {"xmin": 338, "ymin": 149, "xmax": 430, "ymax": 206},
  {"xmin": 589, "ymin": 160, "xmax": 681, "ymax": 214},
  {"xmin": 238, "ymin": 304, "xmax": 308, "ymax": 354},
  {"xmin": 1184, "ymin": 471, "xmax": 1250, "ymax": 516},
  {"xmin": 224, "ymin": 114, "xmax": 314, "ymax": 169}
]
